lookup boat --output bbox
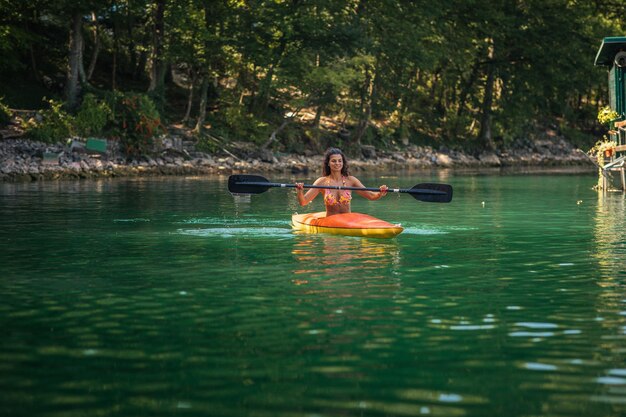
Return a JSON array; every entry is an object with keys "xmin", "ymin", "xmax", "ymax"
[{"xmin": 291, "ymin": 212, "xmax": 404, "ymax": 238}]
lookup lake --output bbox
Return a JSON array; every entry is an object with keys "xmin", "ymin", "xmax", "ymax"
[{"xmin": 1, "ymin": 169, "xmax": 625, "ymax": 417}]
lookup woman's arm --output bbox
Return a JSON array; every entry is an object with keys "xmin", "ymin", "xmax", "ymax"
[
  {"xmin": 350, "ymin": 176, "xmax": 388, "ymax": 200},
  {"xmin": 296, "ymin": 178, "xmax": 322, "ymax": 206}
]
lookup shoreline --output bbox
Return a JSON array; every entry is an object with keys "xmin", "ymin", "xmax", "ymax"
[{"xmin": 0, "ymin": 136, "xmax": 595, "ymax": 182}]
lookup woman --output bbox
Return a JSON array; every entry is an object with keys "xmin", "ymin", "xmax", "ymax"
[{"xmin": 295, "ymin": 147, "xmax": 388, "ymax": 216}]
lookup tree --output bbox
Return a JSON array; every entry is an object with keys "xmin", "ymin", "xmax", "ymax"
[
  {"xmin": 147, "ymin": 0, "xmax": 168, "ymax": 97},
  {"xmin": 40, "ymin": 0, "xmax": 111, "ymax": 109}
]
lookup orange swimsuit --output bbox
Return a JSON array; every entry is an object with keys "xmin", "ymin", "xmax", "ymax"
[{"xmin": 324, "ymin": 176, "xmax": 352, "ymax": 206}]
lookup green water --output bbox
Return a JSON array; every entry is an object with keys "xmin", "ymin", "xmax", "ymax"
[{"xmin": 1, "ymin": 170, "xmax": 625, "ymax": 417}]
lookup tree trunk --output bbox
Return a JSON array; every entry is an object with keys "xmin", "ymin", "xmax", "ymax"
[
  {"xmin": 194, "ymin": 77, "xmax": 209, "ymax": 134},
  {"xmin": 148, "ymin": 0, "xmax": 167, "ymax": 93},
  {"xmin": 25, "ymin": 17, "xmax": 40, "ymax": 81},
  {"xmin": 112, "ymin": 16, "xmax": 119, "ymax": 90},
  {"xmin": 112, "ymin": 43, "xmax": 117, "ymax": 90},
  {"xmin": 252, "ymin": 62, "xmax": 276, "ymax": 115},
  {"xmin": 370, "ymin": 61, "xmax": 382, "ymax": 118},
  {"xmin": 251, "ymin": 40, "xmax": 286, "ymax": 115},
  {"xmin": 352, "ymin": 106, "xmax": 371, "ymax": 145},
  {"xmin": 182, "ymin": 69, "xmax": 197, "ymax": 124},
  {"xmin": 87, "ymin": 12, "xmax": 100, "ymax": 81},
  {"xmin": 262, "ymin": 109, "xmax": 301, "ymax": 149},
  {"xmin": 78, "ymin": 38, "xmax": 87, "ymax": 84},
  {"xmin": 29, "ymin": 45, "xmax": 40, "ymax": 82},
  {"xmin": 396, "ymin": 95, "xmax": 408, "ymax": 142},
  {"xmin": 236, "ymin": 60, "xmax": 247, "ymax": 105},
  {"xmin": 429, "ymin": 69, "xmax": 440, "ymax": 101},
  {"xmin": 397, "ymin": 68, "xmax": 418, "ymax": 133},
  {"xmin": 312, "ymin": 105, "xmax": 323, "ymax": 129},
  {"xmin": 452, "ymin": 60, "xmax": 480, "ymax": 138},
  {"xmin": 351, "ymin": 65, "xmax": 374, "ymax": 145},
  {"xmin": 127, "ymin": 6, "xmax": 142, "ymax": 80},
  {"xmin": 457, "ymin": 59, "xmax": 481, "ymax": 117},
  {"xmin": 262, "ymin": 119, "xmax": 289, "ymax": 149},
  {"xmin": 478, "ymin": 39, "xmax": 496, "ymax": 150},
  {"xmin": 65, "ymin": 11, "xmax": 84, "ymax": 110}
]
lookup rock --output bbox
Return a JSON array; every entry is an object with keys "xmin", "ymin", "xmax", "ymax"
[
  {"xmin": 391, "ymin": 152, "xmax": 406, "ymax": 162},
  {"xmin": 478, "ymin": 152, "xmax": 501, "ymax": 166},
  {"xmin": 361, "ymin": 145, "xmax": 377, "ymax": 159},
  {"xmin": 162, "ymin": 147, "xmax": 191, "ymax": 159},
  {"xmin": 435, "ymin": 153, "xmax": 453, "ymax": 167},
  {"xmin": 0, "ymin": 127, "xmax": 595, "ymax": 182},
  {"xmin": 290, "ymin": 163, "xmax": 309, "ymax": 174},
  {"xmin": 257, "ymin": 148, "xmax": 274, "ymax": 163},
  {"xmin": 338, "ymin": 129, "xmax": 350, "ymax": 140}
]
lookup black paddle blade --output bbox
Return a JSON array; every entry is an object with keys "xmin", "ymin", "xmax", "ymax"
[
  {"xmin": 408, "ymin": 183, "xmax": 453, "ymax": 203},
  {"xmin": 228, "ymin": 174, "xmax": 271, "ymax": 194}
]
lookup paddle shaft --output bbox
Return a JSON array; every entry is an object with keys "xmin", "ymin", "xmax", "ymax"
[{"xmin": 233, "ymin": 181, "xmax": 447, "ymax": 196}]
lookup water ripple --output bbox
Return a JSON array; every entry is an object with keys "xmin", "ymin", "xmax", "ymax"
[{"xmin": 176, "ymin": 227, "xmax": 293, "ymax": 238}]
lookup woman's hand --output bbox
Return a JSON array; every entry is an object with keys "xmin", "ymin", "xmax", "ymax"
[
  {"xmin": 295, "ymin": 182, "xmax": 308, "ymax": 206},
  {"xmin": 379, "ymin": 185, "xmax": 388, "ymax": 199}
]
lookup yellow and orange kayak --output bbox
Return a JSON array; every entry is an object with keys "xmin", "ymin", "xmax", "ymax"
[{"xmin": 291, "ymin": 212, "xmax": 403, "ymax": 239}]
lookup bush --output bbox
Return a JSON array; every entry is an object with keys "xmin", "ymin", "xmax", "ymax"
[
  {"xmin": 560, "ymin": 123, "xmax": 594, "ymax": 150},
  {"xmin": 75, "ymin": 94, "xmax": 112, "ymax": 137},
  {"xmin": 220, "ymin": 105, "xmax": 270, "ymax": 144},
  {"xmin": 21, "ymin": 93, "xmax": 162, "ymax": 153},
  {"xmin": 112, "ymin": 93, "xmax": 163, "ymax": 157},
  {"xmin": 24, "ymin": 99, "xmax": 73, "ymax": 143},
  {"xmin": 0, "ymin": 97, "xmax": 11, "ymax": 126},
  {"xmin": 195, "ymin": 131, "xmax": 220, "ymax": 154}
]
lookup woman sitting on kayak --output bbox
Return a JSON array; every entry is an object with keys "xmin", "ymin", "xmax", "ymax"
[{"xmin": 295, "ymin": 147, "xmax": 388, "ymax": 216}]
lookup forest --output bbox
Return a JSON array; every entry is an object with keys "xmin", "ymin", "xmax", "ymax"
[{"xmin": 0, "ymin": 0, "xmax": 625, "ymax": 157}]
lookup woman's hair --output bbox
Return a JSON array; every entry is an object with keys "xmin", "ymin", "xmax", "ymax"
[{"xmin": 322, "ymin": 147, "xmax": 350, "ymax": 176}]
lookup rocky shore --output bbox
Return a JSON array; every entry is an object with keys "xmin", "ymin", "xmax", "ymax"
[{"xmin": 0, "ymin": 132, "xmax": 594, "ymax": 182}]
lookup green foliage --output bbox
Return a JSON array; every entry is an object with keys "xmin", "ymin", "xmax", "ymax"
[
  {"xmin": 560, "ymin": 123, "xmax": 594, "ymax": 150},
  {"xmin": 212, "ymin": 105, "xmax": 270, "ymax": 144},
  {"xmin": 75, "ymin": 94, "xmax": 112, "ymax": 137},
  {"xmin": 0, "ymin": 97, "xmax": 11, "ymax": 125},
  {"xmin": 2, "ymin": 0, "xmax": 625, "ymax": 153},
  {"xmin": 111, "ymin": 92, "xmax": 164, "ymax": 157},
  {"xmin": 0, "ymin": 24, "xmax": 35, "ymax": 75},
  {"xmin": 24, "ymin": 99, "xmax": 74, "ymax": 143},
  {"xmin": 275, "ymin": 123, "xmax": 305, "ymax": 154},
  {"xmin": 195, "ymin": 135, "xmax": 218, "ymax": 154}
]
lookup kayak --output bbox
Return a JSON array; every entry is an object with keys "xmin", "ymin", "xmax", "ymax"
[{"xmin": 291, "ymin": 212, "xmax": 404, "ymax": 238}]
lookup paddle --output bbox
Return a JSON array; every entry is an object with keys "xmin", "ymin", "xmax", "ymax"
[{"xmin": 228, "ymin": 174, "xmax": 453, "ymax": 203}]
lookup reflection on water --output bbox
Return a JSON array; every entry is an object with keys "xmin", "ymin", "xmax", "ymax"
[
  {"xmin": 292, "ymin": 235, "xmax": 401, "ymax": 280},
  {"xmin": 594, "ymin": 191, "xmax": 626, "ymax": 263},
  {"xmin": 591, "ymin": 192, "xmax": 626, "ymax": 408}
]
